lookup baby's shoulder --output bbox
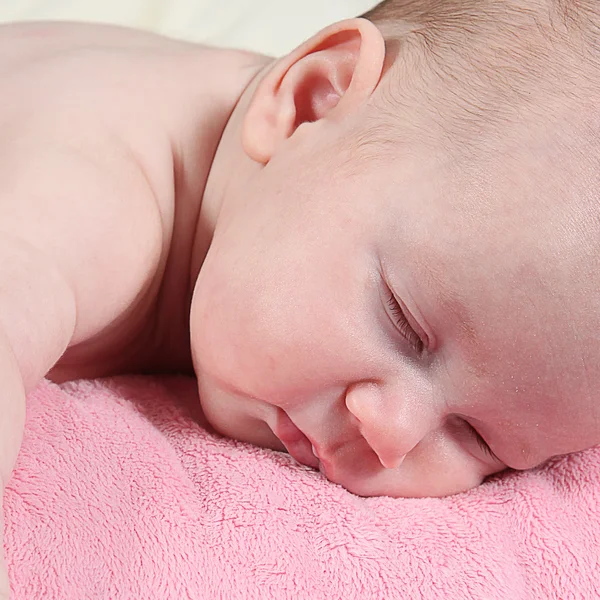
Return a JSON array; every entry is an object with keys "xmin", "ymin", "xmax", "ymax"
[
  {"xmin": 0, "ymin": 22, "xmax": 254, "ymax": 379},
  {"xmin": 0, "ymin": 21, "xmax": 255, "ymax": 212}
]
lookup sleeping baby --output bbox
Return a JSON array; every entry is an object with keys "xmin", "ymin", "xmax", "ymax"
[{"xmin": 0, "ymin": 0, "xmax": 599, "ymax": 593}]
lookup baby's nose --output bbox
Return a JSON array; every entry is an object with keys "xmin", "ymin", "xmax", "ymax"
[{"xmin": 345, "ymin": 380, "xmax": 437, "ymax": 469}]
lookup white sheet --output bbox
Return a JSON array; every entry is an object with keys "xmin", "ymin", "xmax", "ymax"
[{"xmin": 0, "ymin": 0, "xmax": 379, "ymax": 55}]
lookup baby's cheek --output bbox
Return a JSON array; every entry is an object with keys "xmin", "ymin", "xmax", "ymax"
[
  {"xmin": 189, "ymin": 269, "xmax": 290, "ymax": 402},
  {"xmin": 190, "ymin": 280, "xmax": 243, "ymax": 387},
  {"xmin": 389, "ymin": 436, "xmax": 490, "ymax": 498}
]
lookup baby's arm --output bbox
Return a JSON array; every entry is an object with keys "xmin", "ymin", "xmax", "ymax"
[{"xmin": 0, "ymin": 237, "xmax": 77, "ymax": 597}]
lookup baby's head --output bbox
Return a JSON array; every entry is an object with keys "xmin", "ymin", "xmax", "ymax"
[{"xmin": 189, "ymin": 0, "xmax": 600, "ymax": 497}]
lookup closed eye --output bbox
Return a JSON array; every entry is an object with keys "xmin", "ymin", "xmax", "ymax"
[
  {"xmin": 386, "ymin": 290, "xmax": 424, "ymax": 354},
  {"xmin": 465, "ymin": 420, "xmax": 502, "ymax": 464}
]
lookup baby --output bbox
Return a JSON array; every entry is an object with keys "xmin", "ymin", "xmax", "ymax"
[{"xmin": 1, "ymin": 0, "xmax": 600, "ymax": 592}]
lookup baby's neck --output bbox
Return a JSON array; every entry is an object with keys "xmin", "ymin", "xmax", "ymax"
[
  {"xmin": 155, "ymin": 47, "xmax": 272, "ymax": 374},
  {"xmin": 188, "ymin": 50, "xmax": 273, "ymax": 284}
]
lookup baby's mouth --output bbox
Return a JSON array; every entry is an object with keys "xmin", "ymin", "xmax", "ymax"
[{"xmin": 274, "ymin": 409, "xmax": 319, "ymax": 469}]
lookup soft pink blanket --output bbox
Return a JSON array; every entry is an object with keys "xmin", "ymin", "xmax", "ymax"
[{"xmin": 5, "ymin": 377, "xmax": 600, "ymax": 599}]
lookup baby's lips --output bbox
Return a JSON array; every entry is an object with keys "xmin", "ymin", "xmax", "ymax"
[
  {"xmin": 274, "ymin": 409, "xmax": 320, "ymax": 469},
  {"xmin": 282, "ymin": 436, "xmax": 320, "ymax": 469}
]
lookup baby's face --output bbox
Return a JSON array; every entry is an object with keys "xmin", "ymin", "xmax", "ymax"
[{"xmin": 190, "ymin": 108, "xmax": 600, "ymax": 497}]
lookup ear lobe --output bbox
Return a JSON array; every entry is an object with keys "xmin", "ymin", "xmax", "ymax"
[{"xmin": 242, "ymin": 18, "xmax": 386, "ymax": 164}]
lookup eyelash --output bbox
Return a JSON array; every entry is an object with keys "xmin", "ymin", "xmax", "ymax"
[
  {"xmin": 466, "ymin": 421, "xmax": 499, "ymax": 462},
  {"xmin": 386, "ymin": 291, "xmax": 424, "ymax": 354}
]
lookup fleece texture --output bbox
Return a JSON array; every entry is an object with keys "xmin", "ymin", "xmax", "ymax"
[{"xmin": 5, "ymin": 376, "xmax": 600, "ymax": 599}]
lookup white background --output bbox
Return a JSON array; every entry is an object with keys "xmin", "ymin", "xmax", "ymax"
[{"xmin": 1, "ymin": 0, "xmax": 380, "ymax": 55}]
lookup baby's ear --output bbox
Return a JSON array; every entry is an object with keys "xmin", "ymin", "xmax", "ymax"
[{"xmin": 242, "ymin": 18, "xmax": 385, "ymax": 164}]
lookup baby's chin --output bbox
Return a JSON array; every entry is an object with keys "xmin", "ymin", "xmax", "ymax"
[{"xmin": 312, "ymin": 450, "xmax": 483, "ymax": 498}]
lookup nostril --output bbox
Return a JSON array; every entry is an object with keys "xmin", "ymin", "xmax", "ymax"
[
  {"xmin": 346, "ymin": 382, "xmax": 408, "ymax": 470},
  {"xmin": 352, "ymin": 418, "xmax": 405, "ymax": 469},
  {"xmin": 376, "ymin": 451, "xmax": 406, "ymax": 470}
]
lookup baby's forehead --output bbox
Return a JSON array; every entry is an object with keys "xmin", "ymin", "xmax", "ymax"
[{"xmin": 367, "ymin": 72, "xmax": 599, "ymax": 231}]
